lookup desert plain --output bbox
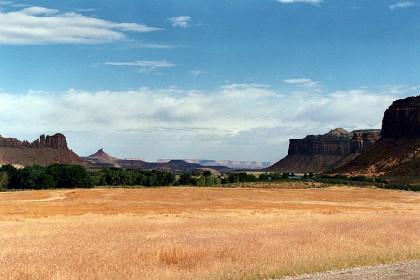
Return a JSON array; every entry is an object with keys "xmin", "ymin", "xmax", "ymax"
[{"xmin": 0, "ymin": 183, "xmax": 419, "ymax": 279}]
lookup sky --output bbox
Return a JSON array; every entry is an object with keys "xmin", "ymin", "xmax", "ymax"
[{"xmin": 0, "ymin": 0, "xmax": 419, "ymax": 162}]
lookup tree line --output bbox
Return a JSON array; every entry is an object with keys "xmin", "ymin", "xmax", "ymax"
[{"xmin": 0, "ymin": 164, "xmax": 307, "ymax": 191}]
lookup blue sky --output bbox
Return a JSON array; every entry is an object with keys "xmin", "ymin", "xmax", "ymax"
[{"xmin": 0, "ymin": 0, "xmax": 419, "ymax": 162}]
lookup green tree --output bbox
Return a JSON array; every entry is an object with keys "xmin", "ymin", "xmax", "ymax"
[
  {"xmin": 47, "ymin": 164, "xmax": 93, "ymax": 188},
  {"xmin": 0, "ymin": 172, "xmax": 8, "ymax": 191}
]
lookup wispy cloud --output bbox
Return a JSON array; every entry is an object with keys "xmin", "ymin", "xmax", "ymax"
[
  {"xmin": 277, "ymin": 0, "xmax": 323, "ymax": 5},
  {"xmin": 190, "ymin": 70, "xmax": 206, "ymax": 77},
  {"xmin": 389, "ymin": 1, "xmax": 416, "ymax": 10},
  {"xmin": 283, "ymin": 78, "xmax": 321, "ymax": 89},
  {"xmin": 125, "ymin": 42, "xmax": 177, "ymax": 49},
  {"xmin": 105, "ymin": 60, "xmax": 177, "ymax": 75},
  {"xmin": 167, "ymin": 16, "xmax": 191, "ymax": 28},
  {"xmin": 0, "ymin": 6, "xmax": 163, "ymax": 45}
]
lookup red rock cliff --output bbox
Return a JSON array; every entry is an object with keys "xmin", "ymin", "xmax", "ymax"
[
  {"xmin": 0, "ymin": 133, "xmax": 85, "ymax": 166},
  {"xmin": 381, "ymin": 96, "xmax": 420, "ymax": 139}
]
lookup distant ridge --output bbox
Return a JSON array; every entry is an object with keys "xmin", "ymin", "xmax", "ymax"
[
  {"xmin": 84, "ymin": 151, "xmax": 231, "ymax": 172},
  {"xmin": 157, "ymin": 159, "xmax": 271, "ymax": 170}
]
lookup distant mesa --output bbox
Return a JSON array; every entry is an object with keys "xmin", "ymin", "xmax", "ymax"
[
  {"xmin": 335, "ymin": 95, "xmax": 420, "ymax": 176},
  {"xmin": 0, "ymin": 133, "xmax": 85, "ymax": 166},
  {"xmin": 158, "ymin": 159, "xmax": 271, "ymax": 170},
  {"xmin": 84, "ymin": 151, "xmax": 232, "ymax": 172},
  {"xmin": 267, "ymin": 128, "xmax": 381, "ymax": 173}
]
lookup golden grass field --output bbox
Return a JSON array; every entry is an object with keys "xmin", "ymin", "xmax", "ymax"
[{"xmin": 0, "ymin": 183, "xmax": 419, "ymax": 279}]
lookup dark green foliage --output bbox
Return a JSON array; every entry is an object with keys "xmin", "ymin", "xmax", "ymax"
[
  {"xmin": 0, "ymin": 172, "xmax": 8, "ymax": 191},
  {"xmin": 350, "ymin": 176, "xmax": 368, "ymax": 182},
  {"xmin": 178, "ymin": 173, "xmax": 197, "ymax": 185},
  {"xmin": 0, "ymin": 164, "xmax": 92, "ymax": 189},
  {"xmin": 96, "ymin": 168, "xmax": 175, "ymax": 187},
  {"xmin": 46, "ymin": 164, "xmax": 93, "ymax": 188},
  {"xmin": 196, "ymin": 176, "xmax": 221, "ymax": 187},
  {"xmin": 202, "ymin": 170, "xmax": 212, "ymax": 177},
  {"xmin": 228, "ymin": 172, "xmax": 257, "ymax": 183},
  {"xmin": 1, "ymin": 165, "xmax": 55, "ymax": 189}
]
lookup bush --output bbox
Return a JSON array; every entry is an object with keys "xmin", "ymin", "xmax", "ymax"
[
  {"xmin": 0, "ymin": 172, "xmax": 8, "ymax": 191},
  {"xmin": 46, "ymin": 164, "xmax": 93, "ymax": 188}
]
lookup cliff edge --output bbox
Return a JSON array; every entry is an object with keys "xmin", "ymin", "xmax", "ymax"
[
  {"xmin": 335, "ymin": 95, "xmax": 420, "ymax": 176},
  {"xmin": 0, "ymin": 133, "xmax": 85, "ymax": 166},
  {"xmin": 267, "ymin": 128, "xmax": 381, "ymax": 173}
]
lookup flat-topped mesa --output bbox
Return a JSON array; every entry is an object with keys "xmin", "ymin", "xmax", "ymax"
[
  {"xmin": 287, "ymin": 128, "xmax": 380, "ymax": 157},
  {"xmin": 381, "ymin": 95, "xmax": 420, "ymax": 139},
  {"xmin": 268, "ymin": 128, "xmax": 381, "ymax": 173}
]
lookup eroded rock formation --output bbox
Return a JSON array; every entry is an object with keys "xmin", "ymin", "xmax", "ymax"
[
  {"xmin": 267, "ymin": 128, "xmax": 381, "ymax": 173},
  {"xmin": 336, "ymin": 95, "xmax": 420, "ymax": 176},
  {"xmin": 0, "ymin": 133, "xmax": 85, "ymax": 166},
  {"xmin": 381, "ymin": 96, "xmax": 420, "ymax": 139}
]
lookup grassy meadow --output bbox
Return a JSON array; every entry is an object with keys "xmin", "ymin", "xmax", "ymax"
[{"xmin": 0, "ymin": 184, "xmax": 419, "ymax": 279}]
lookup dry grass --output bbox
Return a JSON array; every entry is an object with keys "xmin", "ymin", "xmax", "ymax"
[{"xmin": 0, "ymin": 185, "xmax": 419, "ymax": 279}]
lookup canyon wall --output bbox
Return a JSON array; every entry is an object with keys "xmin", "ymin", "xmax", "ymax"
[
  {"xmin": 267, "ymin": 128, "xmax": 381, "ymax": 173},
  {"xmin": 335, "ymin": 95, "xmax": 420, "ymax": 176}
]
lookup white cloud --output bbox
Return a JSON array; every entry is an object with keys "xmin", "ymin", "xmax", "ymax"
[
  {"xmin": 278, "ymin": 0, "xmax": 323, "ymax": 5},
  {"xmin": 0, "ymin": 84, "xmax": 411, "ymax": 161},
  {"xmin": 105, "ymin": 60, "xmax": 177, "ymax": 75},
  {"xmin": 190, "ymin": 70, "xmax": 206, "ymax": 76},
  {"xmin": 0, "ymin": 6, "xmax": 163, "ymax": 44},
  {"xmin": 167, "ymin": 16, "xmax": 191, "ymax": 28},
  {"xmin": 283, "ymin": 78, "xmax": 321, "ymax": 89},
  {"xmin": 389, "ymin": 2, "xmax": 416, "ymax": 10}
]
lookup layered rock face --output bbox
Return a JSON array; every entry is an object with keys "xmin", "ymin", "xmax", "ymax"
[
  {"xmin": 267, "ymin": 128, "xmax": 381, "ymax": 173},
  {"xmin": 336, "ymin": 95, "xmax": 420, "ymax": 176},
  {"xmin": 0, "ymin": 133, "xmax": 85, "ymax": 166},
  {"xmin": 0, "ymin": 133, "xmax": 68, "ymax": 149},
  {"xmin": 381, "ymin": 96, "xmax": 420, "ymax": 139}
]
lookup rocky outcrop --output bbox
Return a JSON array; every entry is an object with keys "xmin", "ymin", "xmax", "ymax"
[
  {"xmin": 267, "ymin": 128, "xmax": 381, "ymax": 173},
  {"xmin": 0, "ymin": 133, "xmax": 85, "ymax": 166},
  {"xmin": 0, "ymin": 133, "xmax": 68, "ymax": 149},
  {"xmin": 30, "ymin": 134, "xmax": 68, "ymax": 149},
  {"xmin": 381, "ymin": 96, "xmax": 420, "ymax": 139},
  {"xmin": 335, "ymin": 95, "xmax": 420, "ymax": 176},
  {"xmin": 84, "ymin": 149, "xmax": 121, "ymax": 168}
]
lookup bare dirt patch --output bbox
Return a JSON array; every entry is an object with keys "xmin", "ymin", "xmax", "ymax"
[{"xmin": 0, "ymin": 186, "xmax": 419, "ymax": 279}]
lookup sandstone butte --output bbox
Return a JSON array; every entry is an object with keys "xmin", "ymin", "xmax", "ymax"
[
  {"xmin": 335, "ymin": 95, "xmax": 420, "ymax": 176},
  {"xmin": 267, "ymin": 128, "xmax": 381, "ymax": 173},
  {"xmin": 0, "ymin": 133, "xmax": 85, "ymax": 167},
  {"xmin": 268, "ymin": 95, "xmax": 420, "ymax": 176}
]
